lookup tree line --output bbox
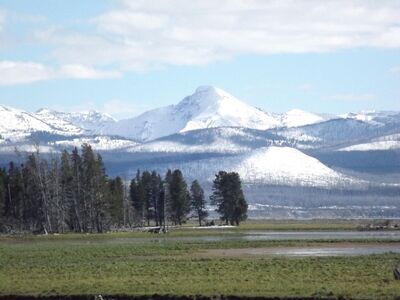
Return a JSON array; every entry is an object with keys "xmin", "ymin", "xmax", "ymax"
[{"xmin": 0, "ymin": 144, "xmax": 247, "ymax": 233}]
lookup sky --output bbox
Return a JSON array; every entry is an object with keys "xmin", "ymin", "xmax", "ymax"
[{"xmin": 0, "ymin": 0, "xmax": 400, "ymax": 119}]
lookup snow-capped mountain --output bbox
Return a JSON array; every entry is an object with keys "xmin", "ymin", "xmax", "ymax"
[
  {"xmin": 1, "ymin": 87, "xmax": 399, "ymax": 218},
  {"xmin": 0, "ymin": 86, "xmax": 399, "ymax": 191},
  {"xmin": 0, "ymin": 105, "xmax": 54, "ymax": 139},
  {"xmin": 34, "ymin": 109, "xmax": 116, "ymax": 133},
  {"xmin": 103, "ymin": 86, "xmax": 335, "ymax": 141},
  {"xmin": 0, "ymin": 105, "xmax": 116, "ymax": 138},
  {"xmin": 103, "ymin": 86, "xmax": 280, "ymax": 141},
  {"xmin": 279, "ymin": 109, "xmax": 330, "ymax": 128},
  {"xmin": 33, "ymin": 109, "xmax": 85, "ymax": 135}
]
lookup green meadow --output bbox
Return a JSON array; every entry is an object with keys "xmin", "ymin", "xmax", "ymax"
[{"xmin": 1, "ymin": 221, "xmax": 400, "ymax": 299}]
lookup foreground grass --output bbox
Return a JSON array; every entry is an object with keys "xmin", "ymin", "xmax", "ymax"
[{"xmin": 1, "ymin": 231, "xmax": 400, "ymax": 299}]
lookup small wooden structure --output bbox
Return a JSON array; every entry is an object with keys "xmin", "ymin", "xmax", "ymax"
[{"xmin": 394, "ymin": 265, "xmax": 400, "ymax": 280}]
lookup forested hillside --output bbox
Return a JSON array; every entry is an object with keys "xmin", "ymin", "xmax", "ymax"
[{"xmin": 0, "ymin": 144, "xmax": 247, "ymax": 233}]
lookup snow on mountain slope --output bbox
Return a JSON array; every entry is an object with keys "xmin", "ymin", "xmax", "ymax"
[
  {"xmin": 0, "ymin": 105, "xmax": 53, "ymax": 139},
  {"xmin": 280, "ymin": 109, "xmax": 329, "ymax": 127},
  {"xmin": 34, "ymin": 109, "xmax": 84, "ymax": 135},
  {"xmin": 54, "ymin": 136, "xmax": 139, "ymax": 151},
  {"xmin": 62, "ymin": 110, "xmax": 116, "ymax": 132},
  {"xmin": 342, "ymin": 111, "xmax": 400, "ymax": 127},
  {"xmin": 179, "ymin": 86, "xmax": 279, "ymax": 132},
  {"xmin": 234, "ymin": 147, "xmax": 350, "ymax": 186},
  {"xmin": 338, "ymin": 133, "xmax": 400, "ymax": 151},
  {"xmin": 127, "ymin": 146, "xmax": 353, "ymax": 187},
  {"xmin": 277, "ymin": 118, "xmax": 392, "ymax": 149},
  {"xmin": 339, "ymin": 141, "xmax": 400, "ymax": 151},
  {"xmin": 103, "ymin": 86, "xmax": 280, "ymax": 141},
  {"xmin": 35, "ymin": 109, "xmax": 116, "ymax": 133},
  {"xmin": 129, "ymin": 127, "xmax": 290, "ymax": 153}
]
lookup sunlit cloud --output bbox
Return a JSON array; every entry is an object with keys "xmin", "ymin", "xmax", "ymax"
[
  {"xmin": 0, "ymin": 61, "xmax": 120, "ymax": 86},
  {"xmin": 34, "ymin": 0, "xmax": 400, "ymax": 71}
]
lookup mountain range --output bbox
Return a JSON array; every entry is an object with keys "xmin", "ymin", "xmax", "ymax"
[{"xmin": 0, "ymin": 86, "xmax": 399, "ymax": 191}]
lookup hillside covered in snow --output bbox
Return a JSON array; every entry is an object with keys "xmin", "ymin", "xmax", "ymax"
[{"xmin": 0, "ymin": 86, "xmax": 399, "ymax": 193}]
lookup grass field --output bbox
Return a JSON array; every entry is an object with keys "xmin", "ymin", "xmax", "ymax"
[{"xmin": 1, "ymin": 221, "xmax": 400, "ymax": 299}]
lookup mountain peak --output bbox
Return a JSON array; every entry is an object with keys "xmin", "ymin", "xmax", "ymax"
[
  {"xmin": 280, "ymin": 109, "xmax": 328, "ymax": 127},
  {"xmin": 195, "ymin": 85, "xmax": 219, "ymax": 94},
  {"xmin": 36, "ymin": 108, "xmax": 55, "ymax": 114},
  {"xmin": 182, "ymin": 86, "xmax": 234, "ymax": 108}
]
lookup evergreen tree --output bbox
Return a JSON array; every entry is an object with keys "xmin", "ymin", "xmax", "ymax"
[
  {"xmin": 0, "ymin": 169, "xmax": 7, "ymax": 230},
  {"xmin": 7, "ymin": 162, "xmax": 25, "ymax": 230},
  {"xmin": 130, "ymin": 173, "xmax": 144, "ymax": 226},
  {"xmin": 93, "ymin": 153, "xmax": 111, "ymax": 232},
  {"xmin": 0, "ymin": 145, "xmax": 228, "ymax": 233},
  {"xmin": 165, "ymin": 169, "xmax": 172, "ymax": 185},
  {"xmin": 168, "ymin": 169, "xmax": 190, "ymax": 225},
  {"xmin": 210, "ymin": 171, "xmax": 248, "ymax": 226},
  {"xmin": 190, "ymin": 180, "xmax": 208, "ymax": 226},
  {"xmin": 81, "ymin": 144, "xmax": 110, "ymax": 232},
  {"xmin": 48, "ymin": 155, "xmax": 66, "ymax": 233},
  {"xmin": 70, "ymin": 148, "xmax": 84, "ymax": 232},
  {"xmin": 109, "ymin": 176, "xmax": 124, "ymax": 226},
  {"xmin": 22, "ymin": 154, "xmax": 46, "ymax": 232},
  {"xmin": 140, "ymin": 171, "xmax": 154, "ymax": 226},
  {"xmin": 150, "ymin": 171, "xmax": 162, "ymax": 226}
]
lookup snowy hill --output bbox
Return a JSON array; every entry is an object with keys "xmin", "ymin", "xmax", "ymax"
[
  {"xmin": 128, "ymin": 127, "xmax": 290, "ymax": 153},
  {"xmin": 342, "ymin": 111, "xmax": 400, "ymax": 125},
  {"xmin": 34, "ymin": 109, "xmax": 116, "ymax": 133},
  {"xmin": 33, "ymin": 109, "xmax": 85, "ymax": 135},
  {"xmin": 280, "ymin": 109, "xmax": 330, "ymax": 128},
  {"xmin": 234, "ymin": 147, "xmax": 350, "ymax": 186},
  {"xmin": 119, "ymin": 146, "xmax": 353, "ymax": 187},
  {"xmin": 0, "ymin": 87, "xmax": 399, "ymax": 190},
  {"xmin": 0, "ymin": 105, "xmax": 54, "ymax": 139},
  {"xmin": 0, "ymin": 105, "xmax": 116, "ymax": 138},
  {"xmin": 103, "ymin": 86, "xmax": 280, "ymax": 141},
  {"xmin": 338, "ymin": 133, "xmax": 400, "ymax": 151}
]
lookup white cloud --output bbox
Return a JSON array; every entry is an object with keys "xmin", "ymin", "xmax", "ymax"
[
  {"xmin": 36, "ymin": 0, "xmax": 400, "ymax": 70},
  {"xmin": 59, "ymin": 64, "xmax": 120, "ymax": 79},
  {"xmin": 330, "ymin": 93, "xmax": 375, "ymax": 102},
  {"xmin": 0, "ymin": 61, "xmax": 120, "ymax": 85}
]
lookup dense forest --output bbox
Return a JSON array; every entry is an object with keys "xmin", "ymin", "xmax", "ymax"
[{"xmin": 0, "ymin": 144, "xmax": 247, "ymax": 233}]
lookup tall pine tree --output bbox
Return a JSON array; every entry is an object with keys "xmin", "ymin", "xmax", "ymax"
[
  {"xmin": 168, "ymin": 169, "xmax": 190, "ymax": 225},
  {"xmin": 109, "ymin": 176, "xmax": 124, "ymax": 226},
  {"xmin": 190, "ymin": 180, "xmax": 208, "ymax": 226},
  {"xmin": 210, "ymin": 171, "xmax": 248, "ymax": 226}
]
